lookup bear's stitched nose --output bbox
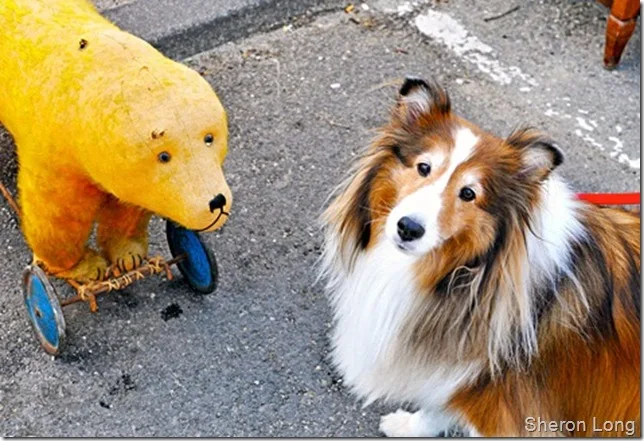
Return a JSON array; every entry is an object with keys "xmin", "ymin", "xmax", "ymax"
[{"xmin": 209, "ymin": 194, "xmax": 227, "ymax": 213}]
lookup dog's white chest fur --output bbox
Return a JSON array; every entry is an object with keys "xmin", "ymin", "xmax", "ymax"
[{"xmin": 327, "ymin": 240, "xmax": 477, "ymax": 408}]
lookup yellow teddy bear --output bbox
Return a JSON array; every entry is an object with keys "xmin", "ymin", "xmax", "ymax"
[{"xmin": 0, "ymin": 0, "xmax": 232, "ymax": 281}]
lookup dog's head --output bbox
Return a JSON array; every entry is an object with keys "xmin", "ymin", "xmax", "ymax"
[{"xmin": 326, "ymin": 77, "xmax": 563, "ymax": 271}]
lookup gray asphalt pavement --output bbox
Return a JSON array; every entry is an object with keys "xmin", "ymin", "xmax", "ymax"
[{"xmin": 0, "ymin": 0, "xmax": 640, "ymax": 436}]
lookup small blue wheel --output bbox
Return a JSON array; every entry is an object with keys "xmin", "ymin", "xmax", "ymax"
[
  {"xmin": 166, "ymin": 221, "xmax": 218, "ymax": 294},
  {"xmin": 22, "ymin": 265, "xmax": 66, "ymax": 355}
]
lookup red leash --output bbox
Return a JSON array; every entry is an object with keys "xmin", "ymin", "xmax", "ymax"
[{"xmin": 576, "ymin": 192, "xmax": 640, "ymax": 205}]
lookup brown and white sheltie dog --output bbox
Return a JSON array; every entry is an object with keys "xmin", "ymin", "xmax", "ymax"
[{"xmin": 321, "ymin": 77, "xmax": 640, "ymax": 437}]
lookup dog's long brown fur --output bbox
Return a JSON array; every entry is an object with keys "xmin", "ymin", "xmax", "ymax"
[{"xmin": 449, "ymin": 204, "xmax": 640, "ymax": 436}]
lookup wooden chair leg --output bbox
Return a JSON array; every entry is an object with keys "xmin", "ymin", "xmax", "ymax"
[{"xmin": 603, "ymin": 0, "xmax": 640, "ymax": 69}]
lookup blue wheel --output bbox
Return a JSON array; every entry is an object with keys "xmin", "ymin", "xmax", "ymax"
[
  {"xmin": 166, "ymin": 221, "xmax": 218, "ymax": 294},
  {"xmin": 22, "ymin": 265, "xmax": 65, "ymax": 355}
]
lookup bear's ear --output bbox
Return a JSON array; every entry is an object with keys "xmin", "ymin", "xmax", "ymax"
[
  {"xmin": 507, "ymin": 128, "xmax": 564, "ymax": 181},
  {"xmin": 394, "ymin": 76, "xmax": 451, "ymax": 125}
]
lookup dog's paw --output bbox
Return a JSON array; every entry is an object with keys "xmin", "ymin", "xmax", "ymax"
[
  {"xmin": 380, "ymin": 408, "xmax": 453, "ymax": 437},
  {"xmin": 380, "ymin": 410, "xmax": 418, "ymax": 437}
]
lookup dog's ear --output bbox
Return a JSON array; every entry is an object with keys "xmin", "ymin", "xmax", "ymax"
[
  {"xmin": 507, "ymin": 128, "xmax": 564, "ymax": 181},
  {"xmin": 395, "ymin": 76, "xmax": 451, "ymax": 125}
]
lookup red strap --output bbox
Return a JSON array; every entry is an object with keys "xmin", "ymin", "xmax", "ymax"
[{"xmin": 576, "ymin": 192, "xmax": 640, "ymax": 205}]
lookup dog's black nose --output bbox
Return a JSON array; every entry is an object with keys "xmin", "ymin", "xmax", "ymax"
[
  {"xmin": 397, "ymin": 216, "xmax": 425, "ymax": 242},
  {"xmin": 209, "ymin": 194, "xmax": 227, "ymax": 213}
]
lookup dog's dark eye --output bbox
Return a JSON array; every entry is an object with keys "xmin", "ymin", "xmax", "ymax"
[
  {"xmin": 417, "ymin": 163, "xmax": 431, "ymax": 177},
  {"xmin": 158, "ymin": 151, "xmax": 172, "ymax": 163},
  {"xmin": 459, "ymin": 187, "xmax": 476, "ymax": 202},
  {"xmin": 204, "ymin": 133, "xmax": 214, "ymax": 146}
]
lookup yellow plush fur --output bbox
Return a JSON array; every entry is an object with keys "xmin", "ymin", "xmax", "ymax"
[{"xmin": 0, "ymin": 0, "xmax": 232, "ymax": 281}]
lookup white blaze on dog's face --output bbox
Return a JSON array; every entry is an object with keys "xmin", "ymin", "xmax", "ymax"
[{"xmin": 385, "ymin": 127, "xmax": 482, "ymax": 255}]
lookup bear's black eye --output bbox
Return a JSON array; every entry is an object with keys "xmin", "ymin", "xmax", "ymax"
[
  {"xmin": 459, "ymin": 187, "xmax": 476, "ymax": 202},
  {"xmin": 158, "ymin": 152, "xmax": 172, "ymax": 163},
  {"xmin": 204, "ymin": 133, "xmax": 214, "ymax": 146},
  {"xmin": 417, "ymin": 162, "xmax": 431, "ymax": 177}
]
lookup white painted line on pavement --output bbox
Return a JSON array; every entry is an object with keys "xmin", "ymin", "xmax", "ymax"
[{"xmin": 413, "ymin": 9, "xmax": 537, "ymax": 87}]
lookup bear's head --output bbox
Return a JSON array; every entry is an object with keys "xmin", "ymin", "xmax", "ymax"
[{"xmin": 82, "ymin": 61, "xmax": 232, "ymax": 232}]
